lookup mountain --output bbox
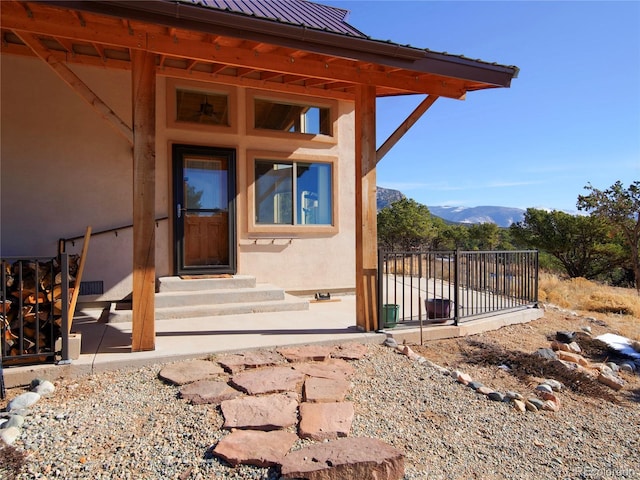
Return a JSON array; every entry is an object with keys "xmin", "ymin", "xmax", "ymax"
[
  {"xmin": 375, "ymin": 187, "xmax": 525, "ymax": 227},
  {"xmin": 427, "ymin": 205, "xmax": 525, "ymax": 228},
  {"xmin": 376, "ymin": 187, "xmax": 405, "ymax": 211}
]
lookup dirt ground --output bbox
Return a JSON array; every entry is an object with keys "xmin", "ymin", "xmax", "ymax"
[{"xmin": 411, "ymin": 307, "xmax": 640, "ymax": 407}]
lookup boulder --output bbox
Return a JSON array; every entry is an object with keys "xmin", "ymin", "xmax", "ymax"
[
  {"xmin": 556, "ymin": 351, "xmax": 590, "ymax": 367},
  {"xmin": 597, "ymin": 372, "xmax": 625, "ymax": 391},
  {"xmin": 280, "ymin": 437, "xmax": 404, "ymax": 480}
]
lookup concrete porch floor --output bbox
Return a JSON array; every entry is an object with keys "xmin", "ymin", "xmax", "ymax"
[{"xmin": 2, "ymin": 295, "xmax": 543, "ymax": 388}]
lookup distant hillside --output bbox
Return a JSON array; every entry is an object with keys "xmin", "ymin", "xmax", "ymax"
[
  {"xmin": 427, "ymin": 205, "xmax": 525, "ymax": 228},
  {"xmin": 376, "ymin": 187, "xmax": 405, "ymax": 211},
  {"xmin": 376, "ymin": 187, "xmax": 525, "ymax": 227}
]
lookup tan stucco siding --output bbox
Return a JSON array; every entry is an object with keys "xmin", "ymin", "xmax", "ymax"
[{"xmin": 1, "ymin": 55, "xmax": 356, "ymax": 300}]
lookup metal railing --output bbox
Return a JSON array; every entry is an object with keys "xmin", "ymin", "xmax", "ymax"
[
  {"xmin": 378, "ymin": 250, "xmax": 538, "ymax": 327},
  {"xmin": 1, "ymin": 254, "xmax": 71, "ymax": 365}
]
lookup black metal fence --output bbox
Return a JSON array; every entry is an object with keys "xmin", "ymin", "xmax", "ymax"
[
  {"xmin": 378, "ymin": 250, "xmax": 538, "ymax": 327},
  {"xmin": 1, "ymin": 254, "xmax": 72, "ymax": 366}
]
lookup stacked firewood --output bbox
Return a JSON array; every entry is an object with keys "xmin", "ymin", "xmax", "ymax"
[{"xmin": 1, "ymin": 256, "xmax": 78, "ymax": 363}]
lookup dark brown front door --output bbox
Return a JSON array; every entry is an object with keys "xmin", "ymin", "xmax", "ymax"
[{"xmin": 173, "ymin": 144, "xmax": 236, "ymax": 275}]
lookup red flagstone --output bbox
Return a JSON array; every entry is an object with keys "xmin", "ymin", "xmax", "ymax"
[
  {"xmin": 213, "ymin": 430, "xmax": 298, "ymax": 467},
  {"xmin": 298, "ymin": 401, "xmax": 354, "ymax": 440},
  {"xmin": 280, "ymin": 437, "xmax": 405, "ymax": 480},
  {"xmin": 231, "ymin": 366, "xmax": 306, "ymax": 395}
]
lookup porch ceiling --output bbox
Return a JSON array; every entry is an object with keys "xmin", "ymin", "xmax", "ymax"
[{"xmin": 0, "ymin": 0, "xmax": 517, "ymax": 100}]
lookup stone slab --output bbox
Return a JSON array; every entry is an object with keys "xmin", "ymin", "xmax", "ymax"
[
  {"xmin": 217, "ymin": 351, "xmax": 284, "ymax": 373},
  {"xmin": 158, "ymin": 359, "xmax": 224, "ymax": 385},
  {"xmin": 304, "ymin": 377, "xmax": 350, "ymax": 403},
  {"xmin": 331, "ymin": 342, "xmax": 368, "ymax": 360},
  {"xmin": 277, "ymin": 345, "xmax": 333, "ymax": 362},
  {"xmin": 280, "ymin": 437, "xmax": 405, "ymax": 480},
  {"xmin": 231, "ymin": 366, "xmax": 306, "ymax": 395},
  {"xmin": 299, "ymin": 401, "xmax": 354, "ymax": 440},
  {"xmin": 220, "ymin": 393, "xmax": 298, "ymax": 430},
  {"xmin": 292, "ymin": 359, "xmax": 355, "ymax": 380},
  {"xmin": 178, "ymin": 380, "xmax": 242, "ymax": 405},
  {"xmin": 213, "ymin": 430, "xmax": 298, "ymax": 467}
]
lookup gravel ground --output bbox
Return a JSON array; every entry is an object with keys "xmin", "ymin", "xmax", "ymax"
[{"xmin": 2, "ymin": 313, "xmax": 639, "ymax": 480}]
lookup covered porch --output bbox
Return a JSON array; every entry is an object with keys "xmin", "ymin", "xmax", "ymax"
[
  {"xmin": 2, "ymin": 292, "xmax": 542, "ymax": 388},
  {"xmin": 1, "ymin": 0, "xmax": 519, "ymax": 354}
]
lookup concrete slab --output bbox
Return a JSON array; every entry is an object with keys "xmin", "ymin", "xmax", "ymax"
[{"xmin": 2, "ymin": 296, "xmax": 545, "ymax": 388}]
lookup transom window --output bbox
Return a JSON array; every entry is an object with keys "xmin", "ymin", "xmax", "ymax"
[
  {"xmin": 253, "ymin": 98, "xmax": 332, "ymax": 135},
  {"xmin": 255, "ymin": 160, "xmax": 333, "ymax": 226},
  {"xmin": 176, "ymin": 88, "xmax": 229, "ymax": 126}
]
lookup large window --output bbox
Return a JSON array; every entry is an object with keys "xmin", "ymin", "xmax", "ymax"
[{"xmin": 254, "ymin": 160, "xmax": 333, "ymax": 226}]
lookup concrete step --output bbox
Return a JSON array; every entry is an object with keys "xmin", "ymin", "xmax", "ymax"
[
  {"xmin": 105, "ymin": 275, "xmax": 309, "ymax": 322},
  {"xmin": 158, "ymin": 275, "xmax": 256, "ymax": 292},
  {"xmin": 108, "ymin": 294, "xmax": 309, "ymax": 323},
  {"xmin": 154, "ymin": 284, "xmax": 285, "ymax": 308}
]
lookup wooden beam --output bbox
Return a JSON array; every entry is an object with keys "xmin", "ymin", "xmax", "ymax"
[
  {"xmin": 355, "ymin": 85, "xmax": 378, "ymax": 332},
  {"xmin": 131, "ymin": 49, "xmax": 156, "ymax": 352},
  {"xmin": 13, "ymin": 31, "xmax": 134, "ymax": 144},
  {"xmin": 2, "ymin": 3, "xmax": 469, "ymax": 98},
  {"xmin": 376, "ymin": 95, "xmax": 439, "ymax": 163}
]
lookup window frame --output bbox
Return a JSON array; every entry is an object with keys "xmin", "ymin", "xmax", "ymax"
[
  {"xmin": 247, "ymin": 150, "xmax": 339, "ymax": 235},
  {"xmin": 166, "ymin": 78, "xmax": 238, "ymax": 134},
  {"xmin": 246, "ymin": 89, "xmax": 338, "ymax": 144}
]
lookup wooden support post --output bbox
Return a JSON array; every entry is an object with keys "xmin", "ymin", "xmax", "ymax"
[
  {"xmin": 355, "ymin": 85, "xmax": 378, "ymax": 332},
  {"xmin": 131, "ymin": 49, "xmax": 156, "ymax": 352}
]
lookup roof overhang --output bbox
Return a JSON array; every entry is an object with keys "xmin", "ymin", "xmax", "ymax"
[{"xmin": 1, "ymin": 0, "xmax": 518, "ymax": 99}]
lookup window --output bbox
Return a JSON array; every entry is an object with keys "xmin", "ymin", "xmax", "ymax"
[
  {"xmin": 166, "ymin": 78, "xmax": 237, "ymax": 132},
  {"xmin": 176, "ymin": 89, "xmax": 229, "ymax": 126},
  {"xmin": 254, "ymin": 160, "xmax": 333, "ymax": 226},
  {"xmin": 254, "ymin": 98, "xmax": 331, "ymax": 135}
]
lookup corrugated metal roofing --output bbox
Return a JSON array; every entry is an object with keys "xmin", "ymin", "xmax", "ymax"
[{"xmin": 176, "ymin": 0, "xmax": 367, "ymax": 37}]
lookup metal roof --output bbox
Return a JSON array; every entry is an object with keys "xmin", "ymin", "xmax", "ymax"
[{"xmin": 176, "ymin": 0, "xmax": 367, "ymax": 38}]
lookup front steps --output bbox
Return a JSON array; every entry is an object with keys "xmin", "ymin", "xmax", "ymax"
[{"xmin": 108, "ymin": 275, "xmax": 309, "ymax": 323}]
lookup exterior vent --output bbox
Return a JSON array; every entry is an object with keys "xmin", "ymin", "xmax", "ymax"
[{"xmin": 79, "ymin": 281, "xmax": 104, "ymax": 295}]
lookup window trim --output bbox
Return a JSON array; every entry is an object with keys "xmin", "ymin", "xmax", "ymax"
[
  {"xmin": 246, "ymin": 89, "xmax": 338, "ymax": 144},
  {"xmin": 247, "ymin": 150, "xmax": 339, "ymax": 235},
  {"xmin": 166, "ymin": 78, "xmax": 238, "ymax": 134}
]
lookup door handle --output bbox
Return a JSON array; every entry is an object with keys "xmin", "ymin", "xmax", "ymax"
[{"xmin": 177, "ymin": 203, "xmax": 182, "ymax": 218}]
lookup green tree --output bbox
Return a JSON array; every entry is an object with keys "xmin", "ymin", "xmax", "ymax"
[
  {"xmin": 577, "ymin": 181, "xmax": 640, "ymax": 290},
  {"xmin": 377, "ymin": 198, "xmax": 437, "ymax": 250},
  {"xmin": 467, "ymin": 223, "xmax": 501, "ymax": 250},
  {"xmin": 510, "ymin": 208, "xmax": 624, "ymax": 279}
]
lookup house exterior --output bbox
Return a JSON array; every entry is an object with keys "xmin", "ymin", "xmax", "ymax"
[{"xmin": 0, "ymin": 0, "xmax": 518, "ymax": 350}]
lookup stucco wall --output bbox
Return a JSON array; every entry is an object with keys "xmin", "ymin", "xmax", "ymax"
[{"xmin": 1, "ymin": 55, "xmax": 356, "ymax": 300}]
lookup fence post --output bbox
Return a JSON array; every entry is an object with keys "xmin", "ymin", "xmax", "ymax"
[
  {"xmin": 377, "ymin": 249, "xmax": 383, "ymax": 331},
  {"xmin": 454, "ymin": 250, "xmax": 459, "ymax": 326}
]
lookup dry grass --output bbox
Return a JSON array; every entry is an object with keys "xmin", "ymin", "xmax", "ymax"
[{"xmin": 539, "ymin": 272, "xmax": 640, "ymax": 341}]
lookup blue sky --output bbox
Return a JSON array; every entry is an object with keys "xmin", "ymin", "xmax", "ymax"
[{"xmin": 331, "ymin": 1, "xmax": 640, "ymax": 212}]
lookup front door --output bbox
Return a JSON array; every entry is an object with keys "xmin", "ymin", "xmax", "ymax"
[{"xmin": 173, "ymin": 144, "xmax": 236, "ymax": 275}]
